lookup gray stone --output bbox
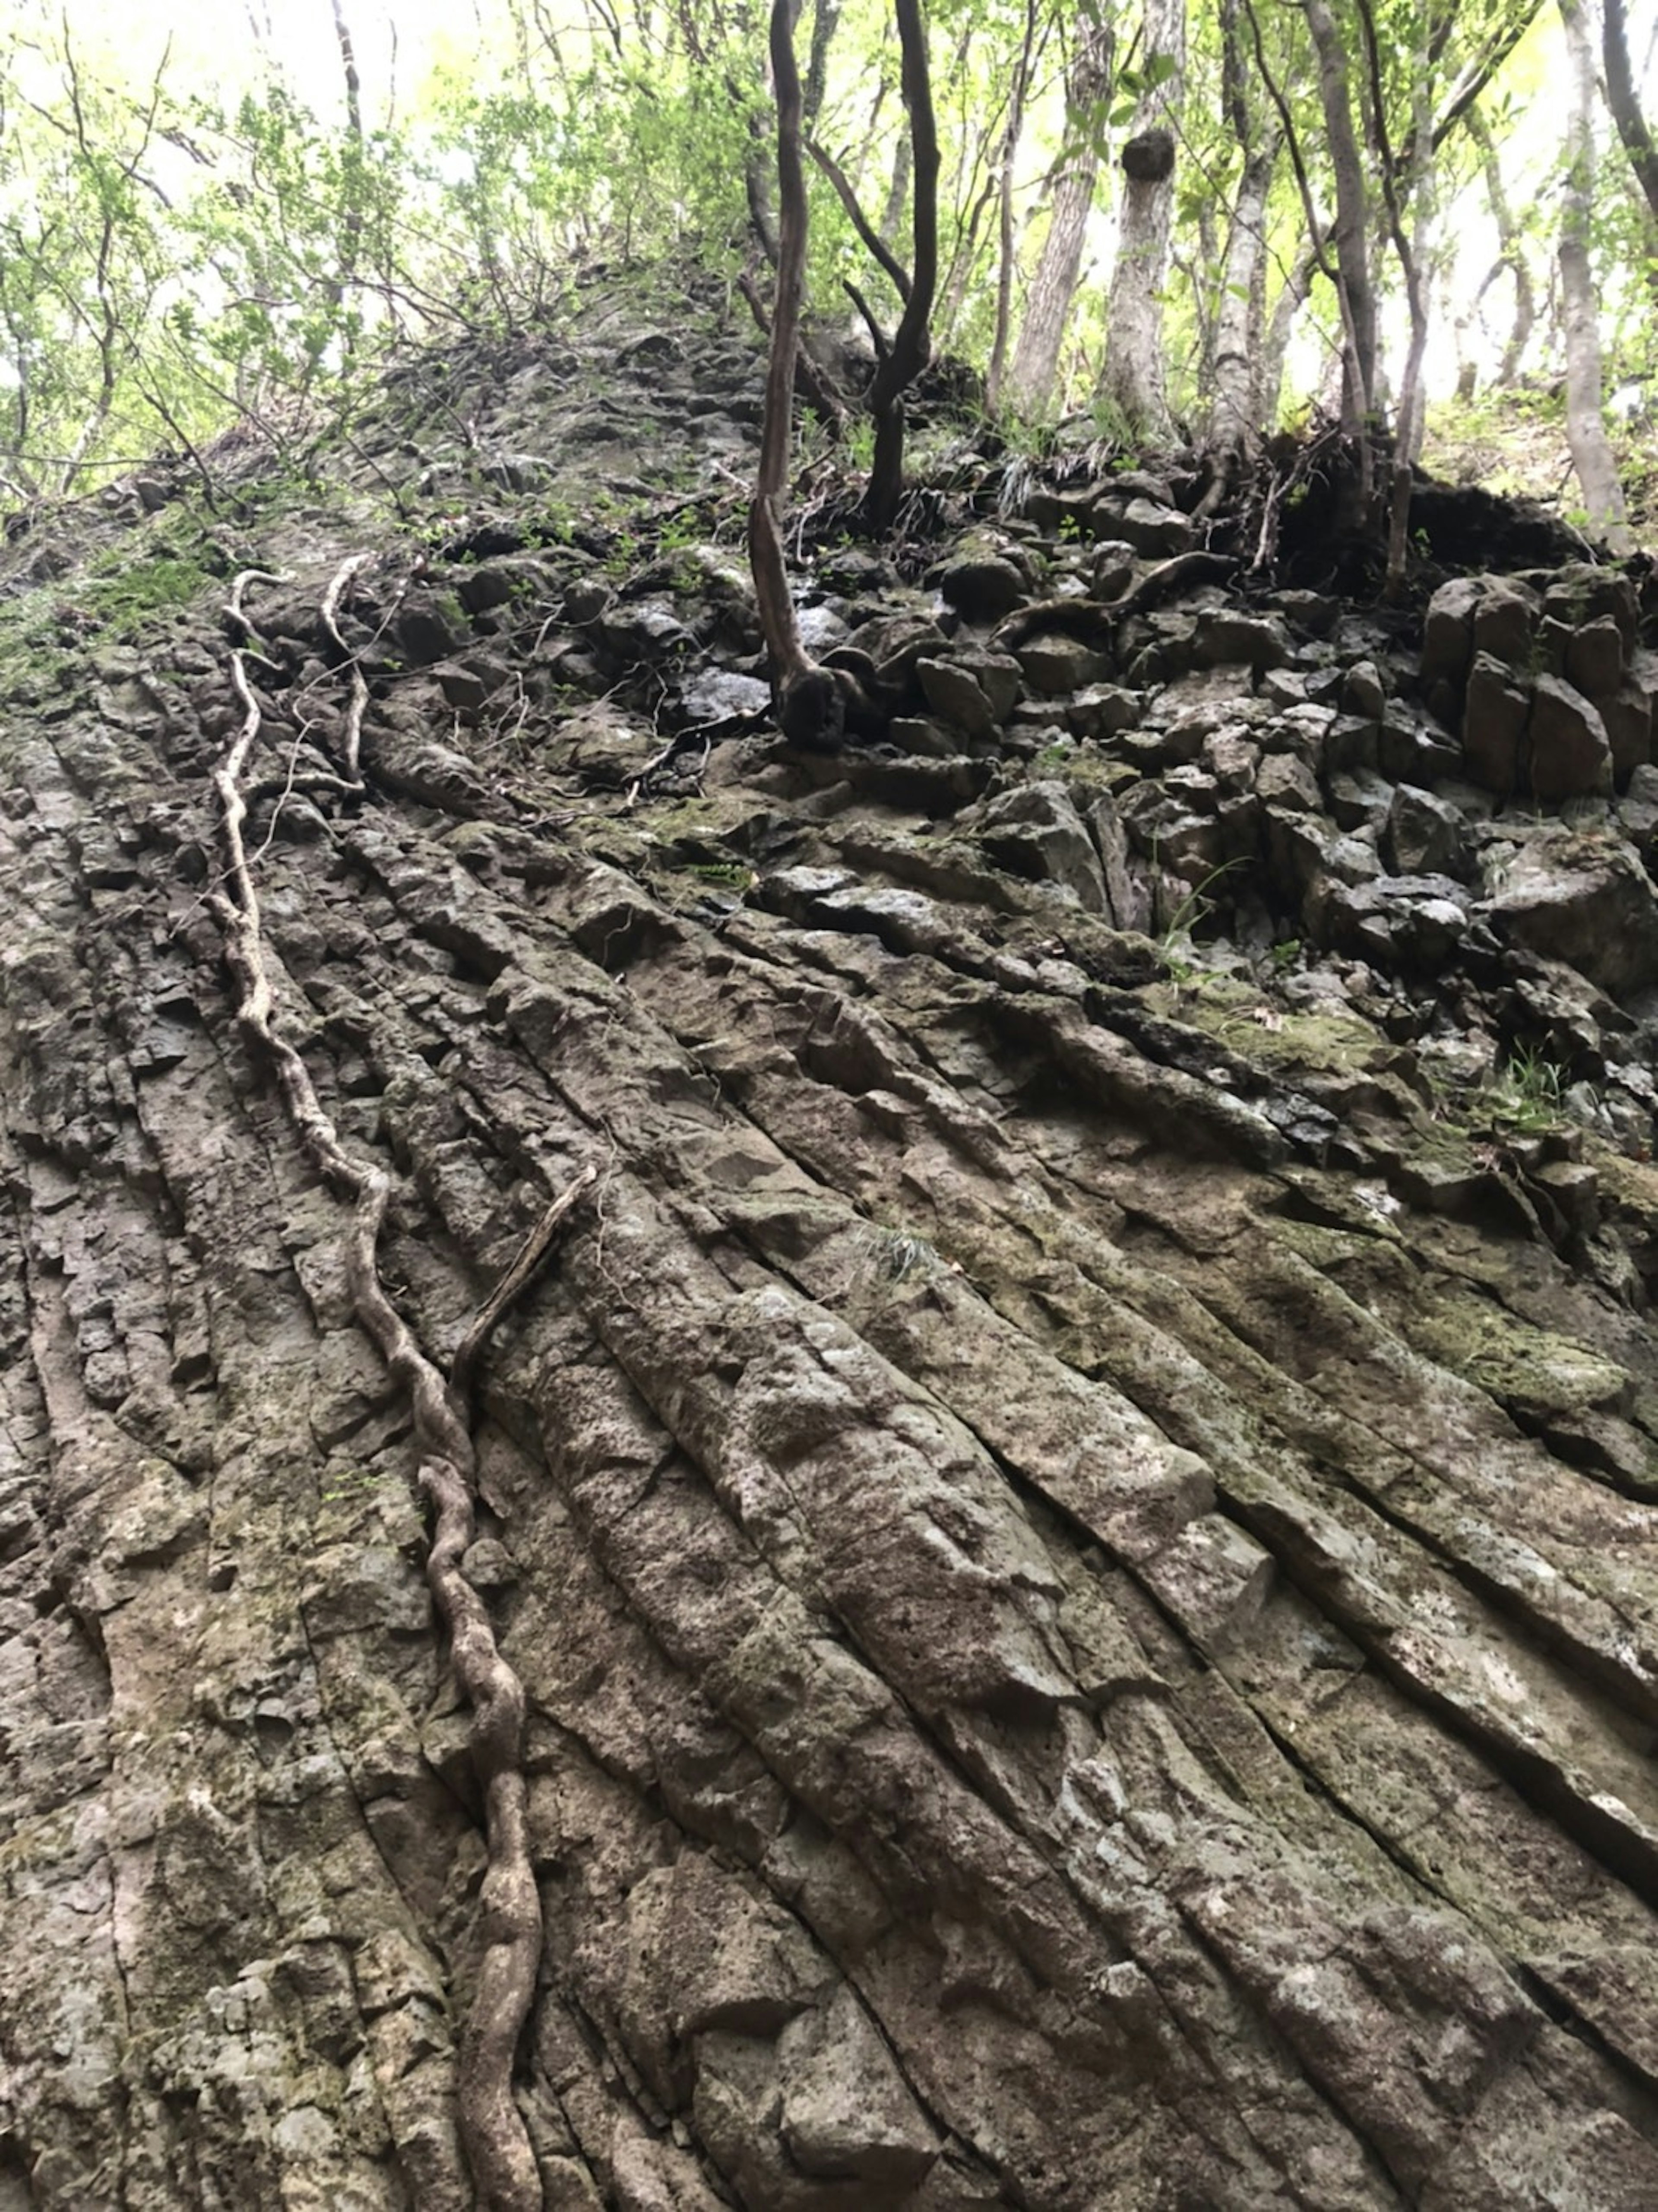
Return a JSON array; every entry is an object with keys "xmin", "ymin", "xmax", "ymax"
[
  {"xmin": 1481, "ymin": 827, "xmax": 1658, "ymax": 995},
  {"xmin": 1421, "ymin": 576, "xmax": 1481, "ymax": 687},
  {"xmin": 1192, "ymin": 612, "xmax": 1292, "ymax": 671},
  {"xmin": 1066, "ymin": 684, "xmax": 1141, "ymax": 738},
  {"xmin": 1471, "ymin": 576, "xmax": 1542, "ymax": 668},
  {"xmin": 1601, "ymin": 680, "xmax": 1652, "ymax": 785},
  {"xmin": 434, "ymin": 662, "xmax": 489, "ymax": 712},
  {"xmin": 1256, "ymin": 754, "xmax": 1320, "ymax": 813},
  {"xmin": 918, "ymin": 658, "xmax": 998, "ymax": 740},
  {"xmin": 1016, "ymin": 633, "xmax": 1113, "ymax": 694},
  {"xmin": 1204, "ymin": 729, "xmax": 1261, "ymax": 792},
  {"xmin": 1092, "ymin": 541, "xmax": 1137, "ymax": 598},
  {"xmin": 679, "ymin": 669, "xmax": 772, "ymax": 723},
  {"xmin": 1387, "ymin": 785, "xmax": 1470, "ymax": 880},
  {"xmin": 952, "ymin": 648, "xmax": 1024, "ymax": 721},
  {"xmin": 1344, "ymin": 659, "xmax": 1387, "ymax": 720},
  {"xmin": 1528, "ymin": 675, "xmax": 1613, "ymax": 802},
  {"xmin": 1462, "ymin": 653, "xmax": 1531, "ymax": 795},
  {"xmin": 939, "ymin": 544, "xmax": 1031, "ymax": 623},
  {"xmin": 1111, "ymin": 497, "xmax": 1195, "ymax": 557},
  {"xmin": 1565, "ymin": 617, "xmax": 1625, "ymax": 700},
  {"xmin": 1327, "ymin": 769, "xmax": 1395, "ymax": 834},
  {"xmin": 977, "ymin": 782, "xmax": 1107, "ymax": 910},
  {"xmin": 1545, "ymin": 561, "xmax": 1639, "ymax": 649}
]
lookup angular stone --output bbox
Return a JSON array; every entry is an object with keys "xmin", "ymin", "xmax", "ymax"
[
  {"xmin": 1462, "ymin": 653, "xmax": 1531, "ymax": 794},
  {"xmin": 1528, "ymin": 675, "xmax": 1613, "ymax": 803},
  {"xmin": 1257, "ymin": 754, "xmax": 1320, "ymax": 813},
  {"xmin": 1016, "ymin": 633, "xmax": 1113, "ymax": 694},
  {"xmin": 1471, "ymin": 576, "xmax": 1542, "ymax": 669},
  {"xmin": 1481, "ymin": 828, "xmax": 1658, "ymax": 996},
  {"xmin": 1387, "ymin": 785, "xmax": 1469, "ymax": 880},
  {"xmin": 1545, "ymin": 561, "xmax": 1639, "ymax": 650},
  {"xmin": 395, "ymin": 588, "xmax": 472, "ymax": 666},
  {"xmin": 976, "ymin": 782, "xmax": 1107, "ymax": 910},
  {"xmin": 1204, "ymin": 729, "xmax": 1260, "ymax": 792},
  {"xmin": 1379, "ymin": 714, "xmax": 1462, "ymax": 786},
  {"xmin": 1066, "ymin": 684, "xmax": 1141, "ymax": 739},
  {"xmin": 1344, "ymin": 660, "xmax": 1387, "ymax": 720},
  {"xmin": 1084, "ymin": 790, "xmax": 1152, "ymax": 930},
  {"xmin": 1602, "ymin": 680, "xmax": 1653, "ymax": 785},
  {"xmin": 1192, "ymin": 612, "xmax": 1292, "ymax": 672},
  {"xmin": 434, "ymin": 662, "xmax": 489, "ymax": 712},
  {"xmin": 939, "ymin": 546, "xmax": 1030, "ymax": 623},
  {"xmin": 951, "ymin": 648, "xmax": 1024, "ymax": 721},
  {"xmin": 1092, "ymin": 541, "xmax": 1137, "ymax": 598},
  {"xmin": 1111, "ymin": 497, "xmax": 1195, "ymax": 557},
  {"xmin": 1566, "ymin": 617, "xmax": 1625, "ymax": 700},
  {"xmin": 1327, "ymin": 769, "xmax": 1395, "ymax": 834},
  {"xmin": 917, "ymin": 658, "xmax": 997, "ymax": 740},
  {"xmin": 1421, "ymin": 576, "xmax": 1481, "ymax": 687}
]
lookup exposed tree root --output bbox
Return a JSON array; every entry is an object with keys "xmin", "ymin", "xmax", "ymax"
[
  {"xmin": 991, "ymin": 550, "xmax": 1238, "ymax": 651},
  {"xmin": 206, "ymin": 597, "xmax": 594, "ymax": 2212}
]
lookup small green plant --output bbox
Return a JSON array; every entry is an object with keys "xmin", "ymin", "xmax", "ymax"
[
  {"xmin": 678, "ymin": 859, "xmax": 753, "ymax": 889},
  {"xmin": 318, "ymin": 1463, "xmax": 381, "ymax": 1506},
  {"xmin": 1484, "ymin": 1044, "xmax": 1567, "ymax": 1133}
]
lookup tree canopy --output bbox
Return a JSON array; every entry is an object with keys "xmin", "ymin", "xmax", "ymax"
[{"xmin": 3, "ymin": 0, "xmax": 1657, "ymax": 547}]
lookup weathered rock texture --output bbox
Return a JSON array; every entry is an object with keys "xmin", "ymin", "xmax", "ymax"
[{"xmin": 5, "ymin": 276, "xmax": 1658, "ymax": 2210}]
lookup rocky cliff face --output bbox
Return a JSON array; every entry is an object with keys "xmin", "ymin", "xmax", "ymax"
[{"xmin": 5, "ymin": 272, "xmax": 1658, "ymax": 2211}]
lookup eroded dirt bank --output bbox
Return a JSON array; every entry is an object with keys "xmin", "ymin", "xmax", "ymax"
[{"xmin": 5, "ymin": 273, "xmax": 1658, "ymax": 2209}]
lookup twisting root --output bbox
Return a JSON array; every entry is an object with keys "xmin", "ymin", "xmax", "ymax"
[
  {"xmin": 209, "ymin": 615, "xmax": 593, "ymax": 2211},
  {"xmin": 320, "ymin": 551, "xmax": 373, "ymax": 785}
]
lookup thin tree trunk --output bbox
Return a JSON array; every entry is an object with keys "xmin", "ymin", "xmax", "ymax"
[
  {"xmin": 1101, "ymin": 0, "xmax": 1185, "ymax": 439},
  {"xmin": 1006, "ymin": 22, "xmax": 1113, "ymax": 416},
  {"xmin": 1469, "ymin": 105, "xmax": 1535, "ymax": 387},
  {"xmin": 1206, "ymin": 143, "xmax": 1278, "ymax": 450},
  {"xmin": 861, "ymin": 0, "xmax": 938, "ymax": 532},
  {"xmin": 803, "ymin": 0, "xmax": 840, "ymax": 130},
  {"xmin": 1204, "ymin": 0, "xmax": 1278, "ymax": 453},
  {"xmin": 1557, "ymin": 0, "xmax": 1634, "ymax": 552},
  {"xmin": 1601, "ymin": 0, "xmax": 1658, "ymax": 281},
  {"xmin": 1302, "ymin": 0, "xmax": 1376, "ymax": 445},
  {"xmin": 1259, "ymin": 238, "xmax": 1319, "ymax": 426},
  {"xmin": 985, "ymin": 0, "xmax": 1041, "ymax": 409}
]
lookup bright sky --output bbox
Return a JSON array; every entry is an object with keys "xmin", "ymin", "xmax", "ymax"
[{"xmin": 24, "ymin": 0, "xmax": 481, "ymax": 121}]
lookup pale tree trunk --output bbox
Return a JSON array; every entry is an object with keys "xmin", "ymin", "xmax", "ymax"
[
  {"xmin": 1354, "ymin": 0, "xmax": 1433, "ymax": 590},
  {"xmin": 1557, "ymin": 0, "xmax": 1634, "ymax": 552},
  {"xmin": 1005, "ymin": 20, "xmax": 1114, "ymax": 415},
  {"xmin": 1259, "ymin": 236, "xmax": 1319, "ymax": 425},
  {"xmin": 985, "ymin": 0, "xmax": 1042, "ymax": 409},
  {"xmin": 1205, "ymin": 144, "xmax": 1278, "ymax": 450},
  {"xmin": 1204, "ymin": 0, "xmax": 1279, "ymax": 453},
  {"xmin": 1101, "ymin": 0, "xmax": 1186, "ymax": 438},
  {"xmin": 1302, "ymin": 0, "xmax": 1376, "ymax": 447},
  {"xmin": 1469, "ymin": 105, "xmax": 1536, "ymax": 388}
]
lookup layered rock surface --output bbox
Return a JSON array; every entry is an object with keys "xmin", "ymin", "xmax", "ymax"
[{"xmin": 4, "ymin": 274, "xmax": 1658, "ymax": 2208}]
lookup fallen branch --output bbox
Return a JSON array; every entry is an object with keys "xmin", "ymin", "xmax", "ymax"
[{"xmin": 206, "ymin": 607, "xmax": 593, "ymax": 2212}]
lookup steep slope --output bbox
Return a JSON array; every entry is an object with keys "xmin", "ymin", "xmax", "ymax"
[{"xmin": 4, "ymin": 271, "xmax": 1658, "ymax": 2211}]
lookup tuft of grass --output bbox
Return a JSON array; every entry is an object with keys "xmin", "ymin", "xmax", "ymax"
[{"xmin": 1484, "ymin": 1045, "xmax": 1567, "ymax": 1134}]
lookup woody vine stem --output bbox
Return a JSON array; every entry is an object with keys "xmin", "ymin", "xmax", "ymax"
[{"xmin": 209, "ymin": 566, "xmax": 595, "ymax": 2211}]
